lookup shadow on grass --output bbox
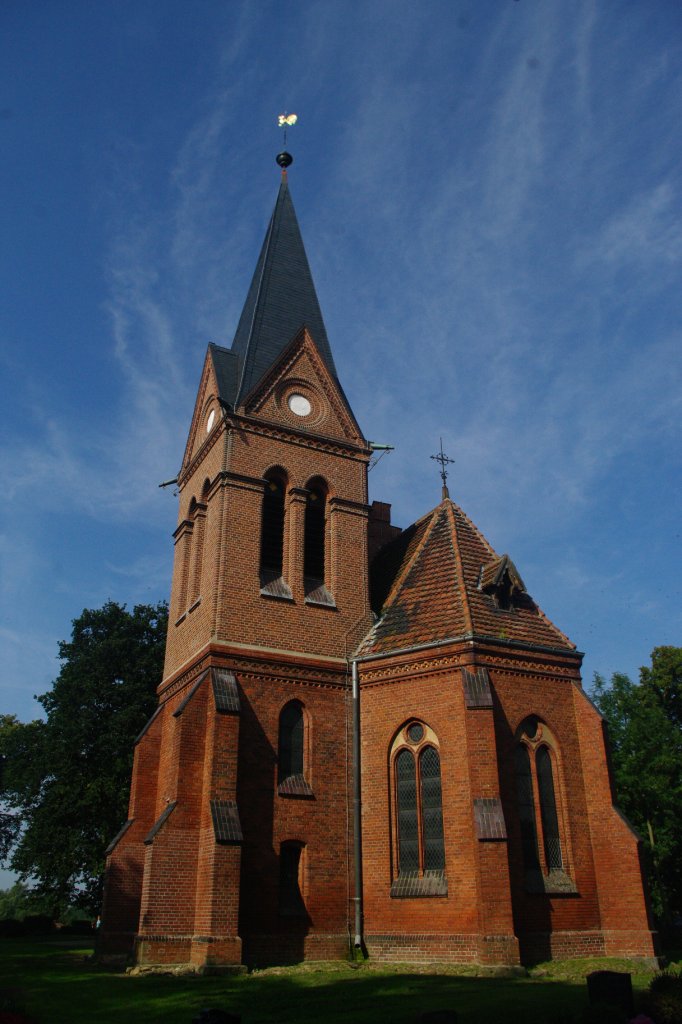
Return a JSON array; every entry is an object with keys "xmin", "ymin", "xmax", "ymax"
[{"xmin": 0, "ymin": 938, "xmax": 652, "ymax": 1024}]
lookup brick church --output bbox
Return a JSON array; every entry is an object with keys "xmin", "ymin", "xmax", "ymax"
[{"xmin": 100, "ymin": 151, "xmax": 657, "ymax": 968}]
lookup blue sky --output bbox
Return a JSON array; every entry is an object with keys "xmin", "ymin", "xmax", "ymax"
[{"xmin": 2, "ymin": 0, "xmax": 681, "ymax": 732}]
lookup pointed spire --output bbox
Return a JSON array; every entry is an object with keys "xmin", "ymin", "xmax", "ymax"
[{"xmin": 230, "ymin": 164, "xmax": 337, "ymax": 406}]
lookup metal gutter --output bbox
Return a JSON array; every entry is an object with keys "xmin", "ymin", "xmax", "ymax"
[{"xmin": 354, "ymin": 631, "xmax": 583, "ymax": 663}]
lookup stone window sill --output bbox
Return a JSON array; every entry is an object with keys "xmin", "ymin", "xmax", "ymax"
[
  {"xmin": 304, "ymin": 579, "xmax": 336, "ymax": 608},
  {"xmin": 260, "ymin": 574, "xmax": 294, "ymax": 601},
  {"xmin": 390, "ymin": 869, "xmax": 448, "ymax": 898},
  {"xmin": 277, "ymin": 774, "xmax": 314, "ymax": 798},
  {"xmin": 524, "ymin": 868, "xmax": 578, "ymax": 895}
]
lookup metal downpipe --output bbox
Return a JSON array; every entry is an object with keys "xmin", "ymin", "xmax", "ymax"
[{"xmin": 351, "ymin": 659, "xmax": 364, "ymax": 949}]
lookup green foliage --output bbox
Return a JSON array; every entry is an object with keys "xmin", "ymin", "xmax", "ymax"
[
  {"xmin": 0, "ymin": 881, "xmax": 55, "ymax": 921},
  {"xmin": 642, "ymin": 971, "xmax": 682, "ymax": 1024},
  {"xmin": 0, "ymin": 601, "xmax": 167, "ymax": 915},
  {"xmin": 640, "ymin": 647, "xmax": 682, "ymax": 731},
  {"xmin": 592, "ymin": 647, "xmax": 682, "ymax": 924},
  {"xmin": 0, "ymin": 938, "xmax": 660, "ymax": 1024}
]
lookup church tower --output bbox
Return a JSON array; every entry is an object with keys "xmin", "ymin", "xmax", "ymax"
[{"xmin": 101, "ymin": 153, "xmax": 373, "ymax": 967}]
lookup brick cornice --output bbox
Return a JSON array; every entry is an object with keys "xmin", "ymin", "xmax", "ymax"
[
  {"xmin": 226, "ymin": 414, "xmax": 370, "ymax": 461},
  {"xmin": 218, "ymin": 469, "xmax": 268, "ymax": 494},
  {"xmin": 158, "ymin": 641, "xmax": 349, "ymax": 703},
  {"xmin": 357, "ymin": 634, "xmax": 583, "ymax": 687},
  {"xmin": 328, "ymin": 495, "xmax": 370, "ymax": 518}
]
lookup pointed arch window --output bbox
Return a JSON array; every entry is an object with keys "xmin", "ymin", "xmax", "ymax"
[
  {"xmin": 513, "ymin": 717, "xmax": 575, "ymax": 894},
  {"xmin": 260, "ymin": 469, "xmax": 292, "ymax": 599},
  {"xmin": 278, "ymin": 700, "xmax": 313, "ymax": 797},
  {"xmin": 390, "ymin": 721, "xmax": 447, "ymax": 897},
  {"xmin": 304, "ymin": 481, "xmax": 326, "ymax": 584},
  {"xmin": 174, "ymin": 492, "xmax": 204, "ymax": 624},
  {"xmin": 188, "ymin": 479, "xmax": 209, "ymax": 610},
  {"xmin": 536, "ymin": 746, "xmax": 562, "ymax": 871},
  {"xmin": 303, "ymin": 477, "xmax": 335, "ymax": 606}
]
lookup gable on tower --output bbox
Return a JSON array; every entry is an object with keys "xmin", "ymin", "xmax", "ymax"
[
  {"xmin": 242, "ymin": 326, "xmax": 364, "ymax": 445},
  {"xmin": 179, "ymin": 343, "xmax": 239, "ymax": 476}
]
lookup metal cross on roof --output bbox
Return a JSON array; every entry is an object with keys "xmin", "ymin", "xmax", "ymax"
[{"xmin": 430, "ymin": 438, "xmax": 455, "ymax": 500}]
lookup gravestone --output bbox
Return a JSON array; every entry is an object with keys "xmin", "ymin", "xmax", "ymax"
[{"xmin": 586, "ymin": 971, "xmax": 634, "ymax": 1016}]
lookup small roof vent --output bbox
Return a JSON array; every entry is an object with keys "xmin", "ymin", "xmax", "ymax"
[{"xmin": 479, "ymin": 554, "xmax": 526, "ymax": 610}]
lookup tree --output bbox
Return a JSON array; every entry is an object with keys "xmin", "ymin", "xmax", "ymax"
[
  {"xmin": 0, "ymin": 601, "xmax": 167, "ymax": 914},
  {"xmin": 0, "ymin": 881, "xmax": 54, "ymax": 921},
  {"xmin": 592, "ymin": 647, "xmax": 682, "ymax": 926}
]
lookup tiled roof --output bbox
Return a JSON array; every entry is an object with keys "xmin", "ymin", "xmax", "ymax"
[
  {"xmin": 208, "ymin": 343, "xmax": 239, "ymax": 409},
  {"xmin": 210, "ymin": 799, "xmax": 243, "ymax": 844},
  {"xmin": 211, "ymin": 668, "xmax": 240, "ymax": 714},
  {"xmin": 230, "ymin": 177, "xmax": 338, "ymax": 406},
  {"xmin": 359, "ymin": 499, "xmax": 575, "ymax": 657},
  {"xmin": 473, "ymin": 798, "xmax": 507, "ymax": 840}
]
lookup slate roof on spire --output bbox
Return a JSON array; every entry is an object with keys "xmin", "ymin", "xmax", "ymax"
[
  {"xmin": 231, "ymin": 176, "xmax": 338, "ymax": 406},
  {"xmin": 358, "ymin": 498, "xmax": 578, "ymax": 658}
]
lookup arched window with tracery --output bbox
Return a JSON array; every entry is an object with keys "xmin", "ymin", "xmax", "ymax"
[
  {"xmin": 536, "ymin": 745, "xmax": 562, "ymax": 871},
  {"xmin": 513, "ymin": 717, "xmax": 574, "ymax": 893},
  {"xmin": 390, "ymin": 721, "xmax": 447, "ymax": 897}
]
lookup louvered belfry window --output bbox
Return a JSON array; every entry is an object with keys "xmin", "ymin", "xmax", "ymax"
[
  {"xmin": 537, "ymin": 746, "xmax": 563, "ymax": 870},
  {"xmin": 260, "ymin": 473, "xmax": 285, "ymax": 577},
  {"xmin": 278, "ymin": 701, "xmax": 304, "ymax": 783},
  {"xmin": 303, "ymin": 484, "xmax": 326, "ymax": 582},
  {"xmin": 394, "ymin": 725, "xmax": 446, "ymax": 879}
]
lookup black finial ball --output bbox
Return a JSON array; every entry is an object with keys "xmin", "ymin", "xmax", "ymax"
[{"xmin": 276, "ymin": 151, "xmax": 293, "ymax": 169}]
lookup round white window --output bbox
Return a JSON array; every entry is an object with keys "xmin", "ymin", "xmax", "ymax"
[
  {"xmin": 206, "ymin": 409, "xmax": 215, "ymax": 433},
  {"xmin": 287, "ymin": 393, "xmax": 312, "ymax": 417}
]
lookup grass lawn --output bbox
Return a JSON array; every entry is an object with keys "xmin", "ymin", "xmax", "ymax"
[{"xmin": 0, "ymin": 937, "xmax": 663, "ymax": 1024}]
